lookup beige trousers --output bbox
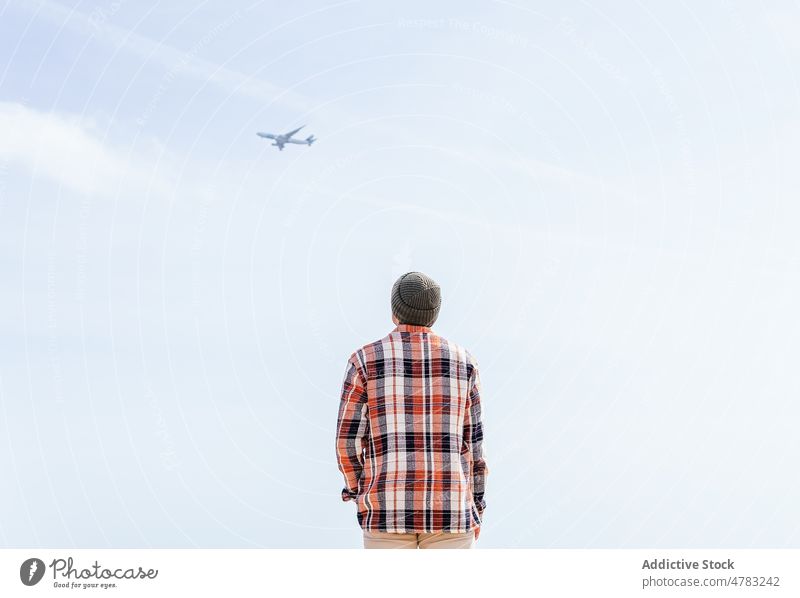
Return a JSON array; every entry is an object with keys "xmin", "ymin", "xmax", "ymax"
[{"xmin": 363, "ymin": 529, "xmax": 475, "ymax": 549}]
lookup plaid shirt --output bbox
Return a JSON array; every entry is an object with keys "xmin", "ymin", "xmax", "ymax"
[{"xmin": 335, "ymin": 323, "xmax": 488, "ymax": 533}]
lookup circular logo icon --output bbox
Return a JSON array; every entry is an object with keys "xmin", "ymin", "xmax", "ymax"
[{"xmin": 20, "ymin": 558, "xmax": 46, "ymax": 586}]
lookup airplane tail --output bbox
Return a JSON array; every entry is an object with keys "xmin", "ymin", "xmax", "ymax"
[{"xmin": 306, "ymin": 135, "xmax": 316, "ymax": 145}]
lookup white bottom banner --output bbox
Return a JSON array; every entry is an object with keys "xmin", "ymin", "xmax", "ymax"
[{"xmin": 1, "ymin": 548, "xmax": 796, "ymax": 597}]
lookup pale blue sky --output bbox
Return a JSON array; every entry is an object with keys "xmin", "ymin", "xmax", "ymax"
[{"xmin": 1, "ymin": 0, "xmax": 799, "ymax": 548}]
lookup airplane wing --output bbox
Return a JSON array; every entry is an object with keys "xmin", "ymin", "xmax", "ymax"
[{"xmin": 283, "ymin": 125, "xmax": 305, "ymax": 139}]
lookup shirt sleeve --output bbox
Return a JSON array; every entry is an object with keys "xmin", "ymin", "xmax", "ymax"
[
  {"xmin": 465, "ymin": 360, "xmax": 488, "ymax": 516},
  {"xmin": 335, "ymin": 353, "xmax": 369, "ymax": 502}
]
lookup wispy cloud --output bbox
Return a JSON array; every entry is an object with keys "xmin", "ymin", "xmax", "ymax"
[
  {"xmin": 0, "ymin": 101, "xmax": 171, "ymax": 197},
  {"xmin": 1, "ymin": 101, "xmax": 127, "ymax": 194},
  {"xmin": 19, "ymin": 0, "xmax": 315, "ymax": 111}
]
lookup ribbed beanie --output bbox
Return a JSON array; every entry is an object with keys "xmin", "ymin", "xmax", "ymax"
[{"xmin": 391, "ymin": 271, "xmax": 441, "ymax": 327}]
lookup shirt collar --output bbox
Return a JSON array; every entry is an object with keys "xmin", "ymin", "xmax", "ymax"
[{"xmin": 393, "ymin": 323, "xmax": 433, "ymax": 334}]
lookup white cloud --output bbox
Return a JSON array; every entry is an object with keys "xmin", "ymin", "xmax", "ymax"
[
  {"xmin": 0, "ymin": 102, "xmax": 133, "ymax": 195},
  {"xmin": 0, "ymin": 101, "xmax": 179, "ymax": 199}
]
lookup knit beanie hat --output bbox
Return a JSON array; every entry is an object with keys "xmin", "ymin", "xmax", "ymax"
[{"xmin": 391, "ymin": 271, "xmax": 441, "ymax": 327}]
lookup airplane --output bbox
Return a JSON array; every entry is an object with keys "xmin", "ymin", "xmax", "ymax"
[{"xmin": 256, "ymin": 125, "xmax": 316, "ymax": 151}]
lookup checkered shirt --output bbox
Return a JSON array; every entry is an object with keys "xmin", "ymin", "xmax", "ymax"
[{"xmin": 335, "ymin": 323, "xmax": 488, "ymax": 533}]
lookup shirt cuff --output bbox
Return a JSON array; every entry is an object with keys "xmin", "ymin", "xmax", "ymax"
[{"xmin": 341, "ymin": 487, "xmax": 358, "ymax": 502}]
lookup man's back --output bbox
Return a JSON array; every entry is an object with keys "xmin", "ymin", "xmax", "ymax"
[{"xmin": 336, "ymin": 323, "xmax": 488, "ymax": 534}]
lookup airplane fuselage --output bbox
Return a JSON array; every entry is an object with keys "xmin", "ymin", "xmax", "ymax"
[{"xmin": 256, "ymin": 128, "xmax": 316, "ymax": 151}]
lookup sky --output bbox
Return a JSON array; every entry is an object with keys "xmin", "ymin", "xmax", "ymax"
[{"xmin": 1, "ymin": 0, "xmax": 799, "ymax": 548}]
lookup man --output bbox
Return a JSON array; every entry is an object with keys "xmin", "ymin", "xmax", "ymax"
[{"xmin": 335, "ymin": 271, "xmax": 488, "ymax": 549}]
